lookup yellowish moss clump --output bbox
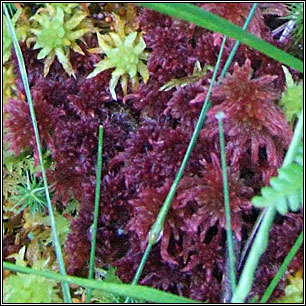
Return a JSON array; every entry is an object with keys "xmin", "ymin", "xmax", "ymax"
[
  {"xmin": 3, "ymin": 64, "xmax": 16, "ymax": 106},
  {"xmin": 3, "ymin": 9, "xmax": 29, "ymax": 64},
  {"xmin": 88, "ymin": 14, "xmax": 149, "ymax": 100},
  {"xmin": 27, "ymin": 4, "xmax": 91, "ymax": 77},
  {"xmin": 274, "ymin": 270, "xmax": 303, "ymax": 303},
  {"xmin": 4, "ymin": 247, "xmax": 62, "ymax": 303}
]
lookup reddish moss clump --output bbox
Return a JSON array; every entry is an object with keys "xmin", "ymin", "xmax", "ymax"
[
  {"xmin": 203, "ymin": 59, "xmax": 292, "ymax": 182},
  {"xmin": 4, "ymin": 3, "xmax": 302, "ymax": 303}
]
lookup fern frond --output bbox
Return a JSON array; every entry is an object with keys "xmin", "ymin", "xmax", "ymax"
[
  {"xmin": 252, "ymin": 140, "xmax": 303, "ymax": 215},
  {"xmin": 279, "ymin": 66, "xmax": 303, "ymax": 123}
]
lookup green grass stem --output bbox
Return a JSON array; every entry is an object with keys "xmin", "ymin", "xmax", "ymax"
[
  {"xmin": 3, "ymin": 262, "xmax": 200, "ymax": 304},
  {"xmin": 219, "ymin": 3, "xmax": 258, "ymax": 78},
  {"xmin": 86, "ymin": 125, "xmax": 104, "ymax": 303},
  {"xmin": 3, "ymin": 4, "xmax": 72, "ymax": 303},
  {"xmin": 260, "ymin": 230, "xmax": 303, "ymax": 303},
  {"xmin": 283, "ymin": 110, "xmax": 304, "ymax": 167},
  {"xmin": 126, "ymin": 37, "xmax": 227, "ymax": 296},
  {"xmin": 150, "ymin": 33, "xmax": 225, "ymax": 235},
  {"xmin": 124, "ymin": 244, "xmax": 153, "ymax": 303},
  {"xmin": 128, "ymin": 4, "xmax": 260, "ymax": 295},
  {"xmin": 232, "ymin": 206, "xmax": 276, "ymax": 302},
  {"xmin": 216, "ymin": 111, "xmax": 236, "ymax": 293}
]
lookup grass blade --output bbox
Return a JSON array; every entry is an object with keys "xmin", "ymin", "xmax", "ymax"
[
  {"xmin": 3, "ymin": 4, "xmax": 72, "ymax": 303},
  {"xmin": 86, "ymin": 125, "xmax": 104, "ymax": 303},
  {"xmin": 139, "ymin": 3, "xmax": 303, "ymax": 73},
  {"xmin": 260, "ymin": 230, "xmax": 303, "ymax": 303},
  {"xmin": 3, "ymin": 262, "xmax": 200, "ymax": 304}
]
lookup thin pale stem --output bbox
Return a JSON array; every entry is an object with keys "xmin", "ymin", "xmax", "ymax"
[
  {"xmin": 86, "ymin": 125, "xmax": 104, "ymax": 303},
  {"xmin": 216, "ymin": 111, "xmax": 236, "ymax": 293},
  {"xmin": 3, "ymin": 5, "xmax": 72, "ymax": 303}
]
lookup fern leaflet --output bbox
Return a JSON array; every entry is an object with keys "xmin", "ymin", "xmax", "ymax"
[{"xmin": 252, "ymin": 141, "xmax": 303, "ymax": 215}]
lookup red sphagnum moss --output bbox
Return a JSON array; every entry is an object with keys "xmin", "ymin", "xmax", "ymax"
[{"xmin": 4, "ymin": 3, "xmax": 302, "ymax": 303}]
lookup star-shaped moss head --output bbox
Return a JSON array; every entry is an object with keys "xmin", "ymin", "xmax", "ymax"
[
  {"xmin": 87, "ymin": 28, "xmax": 150, "ymax": 101},
  {"xmin": 28, "ymin": 5, "xmax": 90, "ymax": 77}
]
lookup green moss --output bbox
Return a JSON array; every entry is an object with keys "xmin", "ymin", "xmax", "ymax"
[
  {"xmin": 4, "ymin": 247, "xmax": 62, "ymax": 303},
  {"xmin": 160, "ymin": 61, "xmax": 213, "ymax": 91},
  {"xmin": 50, "ymin": 3, "xmax": 81, "ymax": 15},
  {"xmin": 3, "ymin": 143, "xmax": 34, "ymax": 201},
  {"xmin": 28, "ymin": 4, "xmax": 91, "ymax": 77},
  {"xmin": 285, "ymin": 3, "xmax": 303, "ymax": 45},
  {"xmin": 88, "ymin": 14, "xmax": 149, "ymax": 100},
  {"xmin": 274, "ymin": 270, "xmax": 303, "ymax": 303},
  {"xmin": 3, "ymin": 9, "xmax": 29, "ymax": 63},
  {"xmin": 3, "ymin": 64, "xmax": 16, "ymax": 105}
]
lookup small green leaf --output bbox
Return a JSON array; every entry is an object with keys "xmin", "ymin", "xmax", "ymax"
[
  {"xmin": 65, "ymin": 12, "xmax": 86, "ymax": 30},
  {"xmin": 68, "ymin": 28, "xmax": 88, "ymax": 40},
  {"xmin": 109, "ymin": 32, "xmax": 123, "ymax": 47},
  {"xmin": 124, "ymin": 32, "xmax": 138, "ymax": 48},
  {"xmin": 287, "ymin": 193, "xmax": 300, "ymax": 211},
  {"xmin": 54, "ymin": 47, "xmax": 74, "ymax": 77},
  {"xmin": 252, "ymin": 141, "xmax": 303, "ymax": 215},
  {"xmin": 109, "ymin": 73, "xmax": 121, "ymax": 101},
  {"xmin": 37, "ymin": 46, "xmax": 52, "ymax": 59},
  {"xmin": 137, "ymin": 61, "xmax": 149, "ymax": 83}
]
